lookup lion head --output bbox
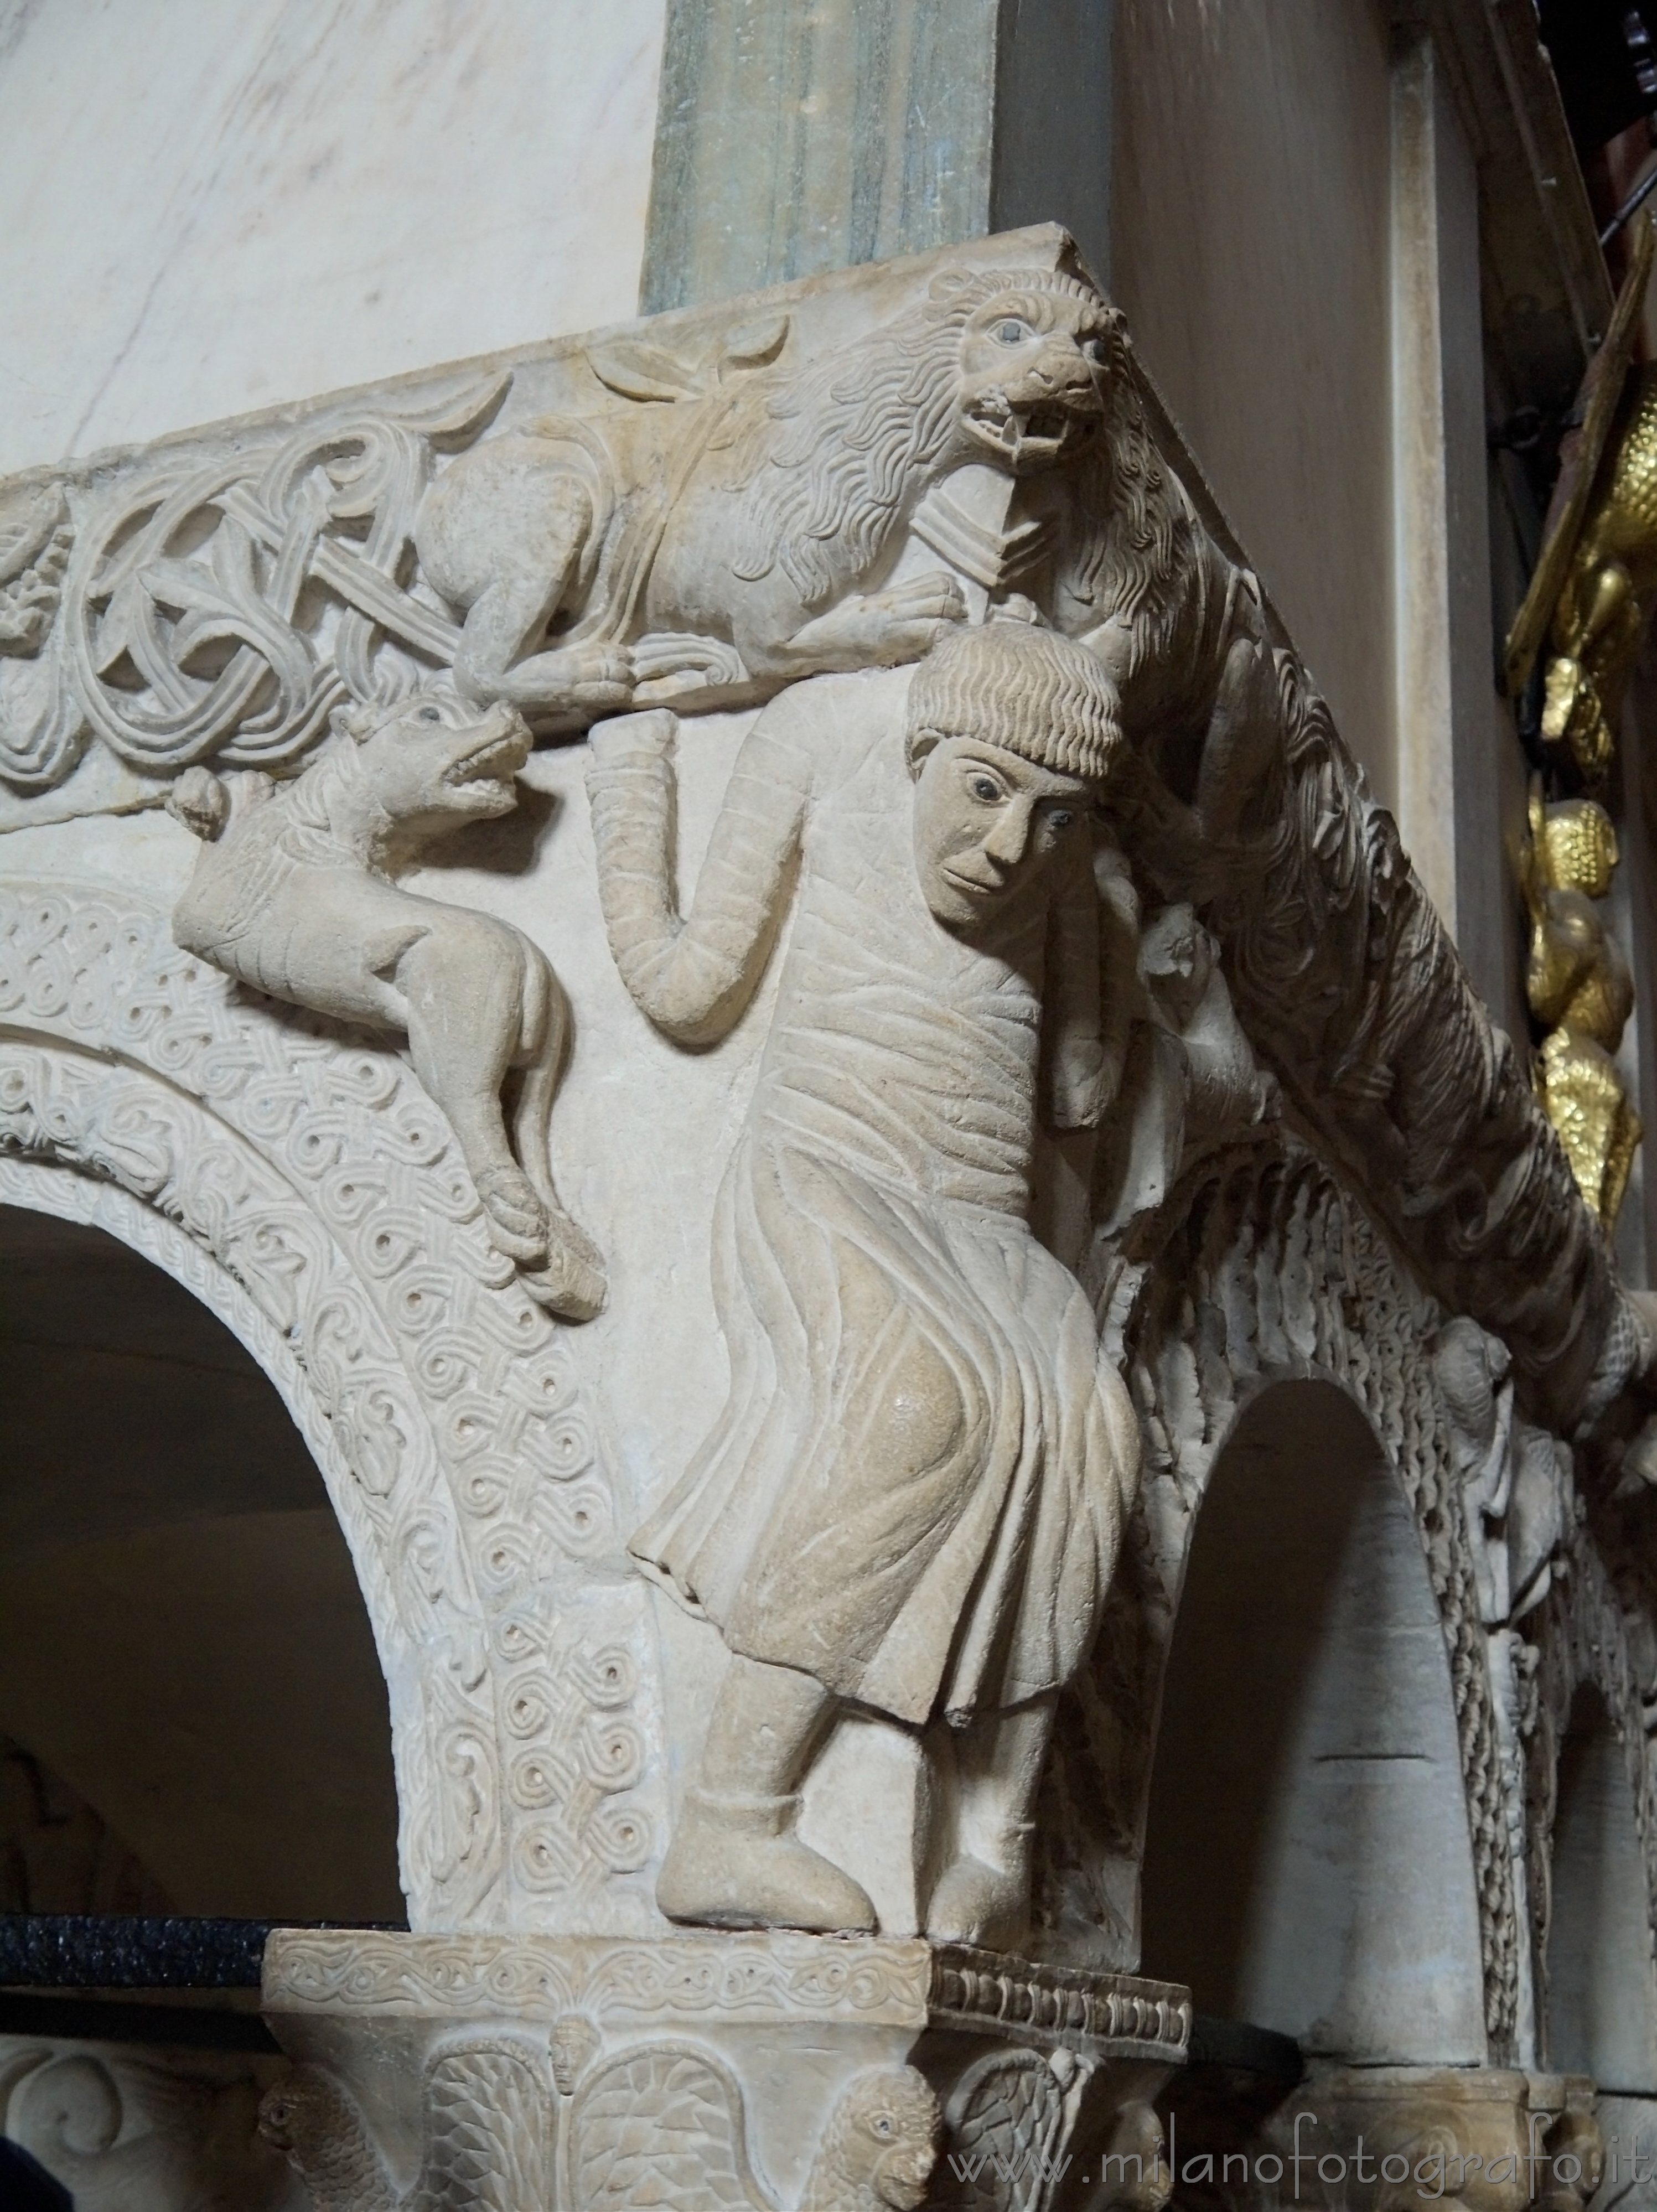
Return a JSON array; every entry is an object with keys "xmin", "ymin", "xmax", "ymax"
[{"xmin": 722, "ymin": 266, "xmax": 1197, "ymax": 644}]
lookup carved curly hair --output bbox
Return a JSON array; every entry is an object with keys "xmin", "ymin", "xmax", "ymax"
[{"xmin": 721, "ymin": 267, "xmax": 1192, "ymax": 641}]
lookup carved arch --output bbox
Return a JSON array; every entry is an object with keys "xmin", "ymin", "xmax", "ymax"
[
  {"xmin": 1044, "ymin": 1143, "xmax": 1520, "ymax": 2052},
  {"xmin": 0, "ymin": 878, "xmax": 662, "ymax": 1932},
  {"xmin": 1524, "ymin": 1524, "xmax": 1657, "ymax": 2074}
]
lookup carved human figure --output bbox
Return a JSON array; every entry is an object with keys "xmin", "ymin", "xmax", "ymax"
[
  {"xmin": 589, "ymin": 620, "xmax": 1139, "ymax": 1942},
  {"xmin": 168, "ymin": 686, "xmax": 604, "ymax": 1320},
  {"xmin": 1432, "ymin": 1318, "xmax": 1518, "ymax": 1627}
]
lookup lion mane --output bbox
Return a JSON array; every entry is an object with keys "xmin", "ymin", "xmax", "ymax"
[{"xmin": 718, "ymin": 266, "xmax": 1199, "ymax": 657}]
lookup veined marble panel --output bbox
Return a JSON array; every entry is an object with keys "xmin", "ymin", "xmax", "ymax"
[{"xmin": 0, "ymin": 0, "xmax": 666, "ymax": 476}]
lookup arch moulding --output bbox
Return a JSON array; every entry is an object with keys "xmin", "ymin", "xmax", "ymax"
[{"xmin": 0, "ymin": 874, "xmax": 663, "ymax": 1935}]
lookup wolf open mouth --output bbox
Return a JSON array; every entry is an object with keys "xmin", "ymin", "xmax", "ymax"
[{"xmin": 444, "ymin": 728, "xmax": 529, "ymax": 789}]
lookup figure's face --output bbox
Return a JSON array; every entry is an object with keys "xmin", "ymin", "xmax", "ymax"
[{"xmin": 912, "ymin": 733, "xmax": 1091, "ymax": 929}]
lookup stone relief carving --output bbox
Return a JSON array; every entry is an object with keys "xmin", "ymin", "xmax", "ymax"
[
  {"xmin": 0, "ymin": 246, "xmax": 1166, "ymax": 801},
  {"xmin": 0, "ymin": 375, "xmax": 508, "ymax": 792},
  {"xmin": 260, "ymin": 1928, "xmax": 1183, "ymax": 2212},
  {"xmin": 0, "ymin": 224, "xmax": 1631, "ymax": 1426},
  {"xmin": 1042, "ymin": 1137, "xmax": 1525, "ymax": 2048},
  {"xmin": 570, "ymin": 2046, "xmax": 938, "ymax": 2212},
  {"xmin": 420, "ymin": 266, "xmax": 1125, "ymax": 719},
  {"xmin": 261, "ymin": 2038, "xmax": 551, "ymax": 2211},
  {"xmin": 262, "ymin": 1928, "xmax": 1193, "ymax": 2058},
  {"xmin": 1090, "ymin": 878, "xmax": 1278, "ymax": 1241},
  {"xmin": 0, "ymin": 878, "xmax": 661, "ymax": 1931},
  {"xmin": 0, "ymin": 483, "xmax": 71, "ymax": 657},
  {"xmin": 2, "ymin": 2039, "xmax": 298, "ymax": 2212},
  {"xmin": 590, "ymin": 623, "xmax": 1138, "ymax": 1945},
  {"xmin": 5, "ymin": 223, "xmax": 1657, "ymax": 2210},
  {"xmin": 167, "ymin": 683, "xmax": 604, "ymax": 1318},
  {"xmin": 263, "ymin": 2042, "xmax": 938, "ymax": 2212},
  {"xmin": 262, "ymin": 2044, "xmax": 938, "ymax": 2212},
  {"xmin": 1118, "ymin": 633, "xmax": 1625, "ymax": 1433}
]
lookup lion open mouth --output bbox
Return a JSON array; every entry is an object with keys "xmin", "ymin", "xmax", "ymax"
[{"xmin": 965, "ymin": 391, "xmax": 1100, "ymax": 470}]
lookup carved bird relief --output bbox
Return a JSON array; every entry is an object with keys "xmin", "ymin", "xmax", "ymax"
[
  {"xmin": 569, "ymin": 2045, "xmax": 939, "ymax": 2212},
  {"xmin": 260, "ymin": 2042, "xmax": 550, "ymax": 2211},
  {"xmin": 261, "ymin": 2044, "xmax": 939, "ymax": 2212}
]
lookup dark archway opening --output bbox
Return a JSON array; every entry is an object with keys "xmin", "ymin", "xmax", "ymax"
[
  {"xmin": 0, "ymin": 1205, "xmax": 402, "ymax": 1921},
  {"xmin": 1139, "ymin": 1378, "xmax": 1485, "ymax": 2064},
  {"xmin": 1546, "ymin": 1682, "xmax": 1657, "ymax": 2089}
]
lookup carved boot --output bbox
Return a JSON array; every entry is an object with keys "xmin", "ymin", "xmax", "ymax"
[
  {"xmin": 656, "ymin": 1788, "xmax": 876, "ymax": 1933},
  {"xmin": 925, "ymin": 1821, "xmax": 1035, "ymax": 1950}
]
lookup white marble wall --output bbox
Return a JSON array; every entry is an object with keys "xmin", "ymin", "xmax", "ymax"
[{"xmin": 0, "ymin": 0, "xmax": 666, "ymax": 477}]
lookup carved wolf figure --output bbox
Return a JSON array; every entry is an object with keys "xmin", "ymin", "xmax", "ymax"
[
  {"xmin": 415, "ymin": 267, "xmax": 1162, "ymax": 725},
  {"xmin": 167, "ymin": 687, "xmax": 604, "ymax": 1320}
]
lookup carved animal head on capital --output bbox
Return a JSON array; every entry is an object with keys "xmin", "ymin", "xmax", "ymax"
[
  {"xmin": 723, "ymin": 267, "xmax": 1184, "ymax": 619},
  {"xmin": 799, "ymin": 2066, "xmax": 941, "ymax": 2212},
  {"xmin": 172, "ymin": 685, "xmax": 531, "ymax": 875},
  {"xmin": 257, "ymin": 2067, "xmax": 398, "ymax": 2212}
]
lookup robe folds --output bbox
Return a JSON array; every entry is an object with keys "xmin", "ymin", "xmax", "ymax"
[{"xmin": 597, "ymin": 670, "xmax": 1138, "ymax": 1727}]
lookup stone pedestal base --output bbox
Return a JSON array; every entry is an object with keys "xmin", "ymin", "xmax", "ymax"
[
  {"xmin": 260, "ymin": 1931, "xmax": 1189, "ymax": 2212},
  {"xmin": 1250, "ymin": 2066, "xmax": 1602, "ymax": 2212}
]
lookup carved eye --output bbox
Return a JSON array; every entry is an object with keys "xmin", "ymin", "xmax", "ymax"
[
  {"xmin": 1082, "ymin": 336, "xmax": 1107, "ymax": 366},
  {"xmin": 971, "ymin": 776, "xmax": 1001, "ymax": 801},
  {"xmin": 418, "ymin": 706, "xmax": 442, "ymax": 722},
  {"xmin": 993, "ymin": 318, "xmax": 1033, "ymax": 345},
  {"xmin": 1049, "ymin": 809, "xmax": 1075, "ymax": 830}
]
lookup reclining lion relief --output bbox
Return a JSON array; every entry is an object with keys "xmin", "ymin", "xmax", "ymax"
[
  {"xmin": 167, "ymin": 688, "xmax": 605, "ymax": 1321},
  {"xmin": 415, "ymin": 267, "xmax": 1126, "ymax": 723}
]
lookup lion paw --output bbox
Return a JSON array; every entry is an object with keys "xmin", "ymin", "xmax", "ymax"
[
  {"xmin": 783, "ymin": 569, "xmax": 967, "ymax": 674},
  {"xmin": 520, "ymin": 1208, "xmax": 607, "ymax": 1323},
  {"xmin": 475, "ymin": 1164, "xmax": 551, "ymax": 1263}
]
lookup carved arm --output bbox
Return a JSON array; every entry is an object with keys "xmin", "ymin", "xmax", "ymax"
[{"xmin": 587, "ymin": 699, "xmax": 812, "ymax": 1046}]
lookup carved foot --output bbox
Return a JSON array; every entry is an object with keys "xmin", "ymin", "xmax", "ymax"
[
  {"xmin": 519, "ymin": 1204, "xmax": 608, "ymax": 1322},
  {"xmin": 656, "ymin": 1788, "xmax": 876, "ymax": 1932},
  {"xmin": 475, "ymin": 1163, "xmax": 551, "ymax": 1262},
  {"xmin": 925, "ymin": 1846, "xmax": 1032, "ymax": 1950}
]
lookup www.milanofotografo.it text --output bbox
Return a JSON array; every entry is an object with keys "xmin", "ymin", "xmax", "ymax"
[{"xmin": 945, "ymin": 2110, "xmax": 1620, "ymax": 2198}]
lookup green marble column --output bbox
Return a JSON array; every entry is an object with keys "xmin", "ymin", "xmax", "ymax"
[{"xmin": 640, "ymin": 0, "xmax": 1112, "ymax": 312}]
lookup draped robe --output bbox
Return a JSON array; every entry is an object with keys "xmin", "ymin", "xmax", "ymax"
[{"xmin": 589, "ymin": 669, "xmax": 1138, "ymax": 1726}]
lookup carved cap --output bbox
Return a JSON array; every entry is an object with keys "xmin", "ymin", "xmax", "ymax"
[{"xmin": 905, "ymin": 619, "xmax": 1122, "ymax": 783}]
